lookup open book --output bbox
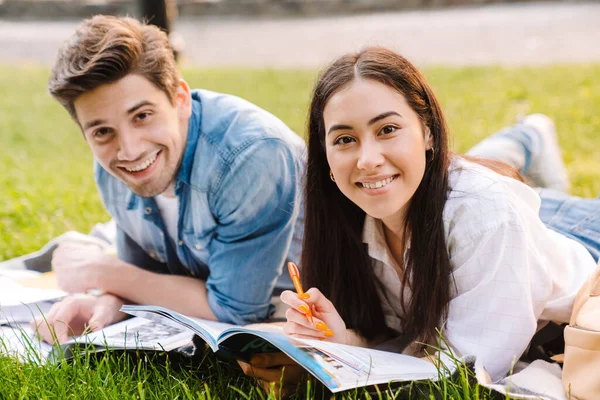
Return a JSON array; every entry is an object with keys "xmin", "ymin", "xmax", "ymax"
[
  {"xmin": 121, "ymin": 305, "xmax": 446, "ymax": 393},
  {"xmin": 0, "ymin": 316, "xmax": 195, "ymax": 364},
  {"xmin": 0, "ymin": 276, "xmax": 194, "ymax": 363}
]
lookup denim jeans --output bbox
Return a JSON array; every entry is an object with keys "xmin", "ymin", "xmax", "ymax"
[
  {"xmin": 467, "ymin": 122, "xmax": 600, "ymax": 262},
  {"xmin": 538, "ymin": 189, "xmax": 600, "ymax": 263}
]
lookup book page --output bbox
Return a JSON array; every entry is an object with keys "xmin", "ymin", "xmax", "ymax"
[
  {"xmin": 72, "ymin": 317, "xmax": 194, "ymax": 352},
  {"xmin": 0, "ymin": 277, "xmax": 66, "ymax": 307},
  {"xmin": 0, "ymin": 300, "xmax": 58, "ymax": 325},
  {"xmin": 219, "ymin": 331, "xmax": 439, "ymax": 393},
  {"xmin": 300, "ymin": 339, "xmax": 440, "ymax": 383},
  {"xmin": 0, "ymin": 323, "xmax": 54, "ymax": 363},
  {"xmin": 120, "ymin": 305, "xmax": 440, "ymax": 393},
  {"xmin": 120, "ymin": 305, "xmax": 237, "ymax": 350}
]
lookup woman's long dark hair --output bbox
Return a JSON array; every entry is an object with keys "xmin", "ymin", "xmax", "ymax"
[{"xmin": 302, "ymin": 47, "xmax": 452, "ymax": 344}]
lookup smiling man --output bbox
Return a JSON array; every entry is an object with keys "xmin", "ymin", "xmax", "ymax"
[{"xmin": 34, "ymin": 15, "xmax": 305, "ymax": 343}]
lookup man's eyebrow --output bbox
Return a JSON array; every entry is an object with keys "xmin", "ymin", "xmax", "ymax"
[
  {"xmin": 83, "ymin": 119, "xmax": 105, "ymax": 130},
  {"xmin": 82, "ymin": 101, "xmax": 156, "ymax": 131},
  {"xmin": 127, "ymin": 100, "xmax": 155, "ymax": 115},
  {"xmin": 368, "ymin": 111, "xmax": 402, "ymax": 125}
]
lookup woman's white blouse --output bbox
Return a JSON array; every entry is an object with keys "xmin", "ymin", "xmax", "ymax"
[{"xmin": 363, "ymin": 157, "xmax": 597, "ymax": 381}]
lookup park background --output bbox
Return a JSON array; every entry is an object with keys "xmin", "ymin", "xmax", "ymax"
[{"xmin": 1, "ymin": 0, "xmax": 599, "ymax": 398}]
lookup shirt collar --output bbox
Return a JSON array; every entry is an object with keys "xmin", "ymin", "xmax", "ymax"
[
  {"xmin": 126, "ymin": 91, "xmax": 202, "ymax": 209},
  {"xmin": 362, "ymin": 215, "xmax": 405, "ymax": 271},
  {"xmin": 175, "ymin": 91, "xmax": 202, "ymax": 190}
]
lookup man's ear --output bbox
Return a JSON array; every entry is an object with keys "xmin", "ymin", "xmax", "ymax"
[{"xmin": 175, "ymin": 79, "xmax": 192, "ymax": 119}]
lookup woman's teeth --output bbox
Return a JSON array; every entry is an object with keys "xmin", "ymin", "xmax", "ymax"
[{"xmin": 361, "ymin": 176, "xmax": 396, "ymax": 189}]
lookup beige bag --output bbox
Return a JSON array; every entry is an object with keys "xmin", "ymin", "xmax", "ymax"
[{"xmin": 563, "ymin": 263, "xmax": 600, "ymax": 400}]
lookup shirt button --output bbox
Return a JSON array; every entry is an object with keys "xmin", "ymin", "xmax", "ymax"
[
  {"xmin": 144, "ymin": 207, "xmax": 152, "ymax": 215},
  {"xmin": 178, "ymin": 240, "xmax": 184, "ymax": 246},
  {"xmin": 195, "ymin": 244, "xmax": 201, "ymax": 250}
]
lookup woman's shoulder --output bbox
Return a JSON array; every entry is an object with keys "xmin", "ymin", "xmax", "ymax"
[{"xmin": 444, "ymin": 156, "xmax": 541, "ymax": 240}]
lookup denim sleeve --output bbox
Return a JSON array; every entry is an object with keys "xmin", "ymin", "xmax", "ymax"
[
  {"xmin": 116, "ymin": 225, "xmax": 170, "ymax": 275},
  {"xmin": 205, "ymin": 139, "xmax": 302, "ymax": 324}
]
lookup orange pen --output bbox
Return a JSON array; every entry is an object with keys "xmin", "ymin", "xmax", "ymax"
[{"xmin": 287, "ymin": 261, "xmax": 313, "ymax": 322}]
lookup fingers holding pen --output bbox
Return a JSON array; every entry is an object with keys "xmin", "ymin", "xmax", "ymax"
[
  {"xmin": 280, "ymin": 290, "xmax": 315, "ymax": 323},
  {"xmin": 283, "ymin": 308, "xmax": 334, "ymax": 339},
  {"xmin": 281, "ymin": 290, "xmax": 334, "ymax": 339}
]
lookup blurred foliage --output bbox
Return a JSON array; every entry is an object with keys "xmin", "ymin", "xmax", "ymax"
[{"xmin": 1, "ymin": 64, "xmax": 599, "ymax": 260}]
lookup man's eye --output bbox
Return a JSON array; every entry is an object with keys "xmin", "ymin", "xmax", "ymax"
[
  {"xmin": 135, "ymin": 112, "xmax": 150, "ymax": 122},
  {"xmin": 333, "ymin": 136, "xmax": 355, "ymax": 145},
  {"xmin": 379, "ymin": 125, "xmax": 398, "ymax": 135},
  {"xmin": 95, "ymin": 127, "xmax": 111, "ymax": 137}
]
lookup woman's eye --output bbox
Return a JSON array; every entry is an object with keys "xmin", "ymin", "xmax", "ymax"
[
  {"xmin": 333, "ymin": 136, "xmax": 355, "ymax": 145},
  {"xmin": 379, "ymin": 125, "xmax": 398, "ymax": 135}
]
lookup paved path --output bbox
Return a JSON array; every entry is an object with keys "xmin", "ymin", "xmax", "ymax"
[{"xmin": 1, "ymin": 2, "xmax": 599, "ymax": 67}]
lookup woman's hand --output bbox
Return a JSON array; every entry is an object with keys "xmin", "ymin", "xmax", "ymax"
[
  {"xmin": 280, "ymin": 288, "xmax": 348, "ymax": 344},
  {"xmin": 238, "ymin": 352, "xmax": 305, "ymax": 398}
]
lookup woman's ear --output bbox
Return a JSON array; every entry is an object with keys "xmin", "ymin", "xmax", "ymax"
[
  {"xmin": 424, "ymin": 126, "xmax": 434, "ymax": 150},
  {"xmin": 175, "ymin": 79, "xmax": 192, "ymax": 120}
]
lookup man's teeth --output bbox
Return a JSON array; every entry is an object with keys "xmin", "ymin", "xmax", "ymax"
[
  {"xmin": 361, "ymin": 176, "xmax": 396, "ymax": 189},
  {"xmin": 125, "ymin": 153, "xmax": 158, "ymax": 172}
]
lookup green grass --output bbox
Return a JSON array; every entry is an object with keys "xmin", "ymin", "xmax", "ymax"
[{"xmin": 1, "ymin": 64, "xmax": 600, "ymax": 398}]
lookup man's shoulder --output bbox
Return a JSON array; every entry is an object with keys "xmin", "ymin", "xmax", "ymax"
[
  {"xmin": 191, "ymin": 89, "xmax": 304, "ymax": 154},
  {"xmin": 187, "ymin": 89, "xmax": 306, "ymax": 192}
]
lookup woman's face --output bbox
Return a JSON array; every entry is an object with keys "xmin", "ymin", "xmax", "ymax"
[{"xmin": 323, "ymin": 78, "xmax": 431, "ymax": 227}]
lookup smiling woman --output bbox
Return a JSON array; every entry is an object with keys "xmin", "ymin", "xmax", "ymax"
[
  {"xmin": 239, "ymin": 46, "xmax": 600, "ymax": 394},
  {"xmin": 324, "ymin": 78, "xmax": 432, "ymax": 230}
]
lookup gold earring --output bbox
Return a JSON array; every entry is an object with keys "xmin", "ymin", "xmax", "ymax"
[
  {"xmin": 329, "ymin": 170, "xmax": 336, "ymax": 182},
  {"xmin": 427, "ymin": 148, "xmax": 435, "ymax": 162}
]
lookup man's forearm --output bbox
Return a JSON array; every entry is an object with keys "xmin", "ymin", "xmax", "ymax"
[{"xmin": 95, "ymin": 260, "xmax": 218, "ymax": 321}]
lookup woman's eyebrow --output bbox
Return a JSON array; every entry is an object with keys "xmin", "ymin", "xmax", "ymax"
[
  {"xmin": 327, "ymin": 124, "xmax": 353, "ymax": 136},
  {"xmin": 368, "ymin": 111, "xmax": 402, "ymax": 125},
  {"xmin": 326, "ymin": 111, "xmax": 402, "ymax": 136}
]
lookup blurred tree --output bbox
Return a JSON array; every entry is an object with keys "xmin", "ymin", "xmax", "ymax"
[{"xmin": 139, "ymin": 0, "xmax": 184, "ymax": 61}]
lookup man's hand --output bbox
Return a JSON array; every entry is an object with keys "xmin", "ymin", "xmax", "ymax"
[
  {"xmin": 238, "ymin": 352, "xmax": 305, "ymax": 398},
  {"xmin": 52, "ymin": 242, "xmax": 115, "ymax": 293},
  {"xmin": 30, "ymin": 293, "xmax": 126, "ymax": 344}
]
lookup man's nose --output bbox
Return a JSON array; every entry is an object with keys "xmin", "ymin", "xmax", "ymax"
[{"xmin": 116, "ymin": 128, "xmax": 143, "ymax": 162}]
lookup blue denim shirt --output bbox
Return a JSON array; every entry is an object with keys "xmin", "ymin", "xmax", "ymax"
[{"xmin": 95, "ymin": 89, "xmax": 306, "ymax": 324}]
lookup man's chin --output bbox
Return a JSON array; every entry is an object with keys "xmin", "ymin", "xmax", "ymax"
[
  {"xmin": 128, "ymin": 184, "xmax": 170, "ymax": 198},
  {"xmin": 110, "ymin": 167, "xmax": 174, "ymax": 197},
  {"xmin": 123, "ymin": 178, "xmax": 172, "ymax": 198}
]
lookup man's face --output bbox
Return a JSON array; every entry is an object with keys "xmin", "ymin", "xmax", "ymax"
[{"xmin": 75, "ymin": 74, "xmax": 191, "ymax": 197}]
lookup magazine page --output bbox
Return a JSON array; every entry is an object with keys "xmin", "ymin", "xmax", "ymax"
[
  {"xmin": 121, "ymin": 305, "xmax": 237, "ymax": 351},
  {"xmin": 121, "ymin": 305, "xmax": 442, "ymax": 392},
  {"xmin": 216, "ymin": 328, "xmax": 439, "ymax": 393},
  {"xmin": 0, "ymin": 300, "xmax": 60, "ymax": 326},
  {"xmin": 1, "ymin": 317, "xmax": 193, "ymax": 364},
  {"xmin": 296, "ymin": 339, "xmax": 440, "ymax": 392},
  {"xmin": 0, "ymin": 323, "xmax": 54, "ymax": 364},
  {"xmin": 69, "ymin": 316, "xmax": 194, "ymax": 352},
  {"xmin": 0, "ymin": 276, "xmax": 66, "ymax": 324}
]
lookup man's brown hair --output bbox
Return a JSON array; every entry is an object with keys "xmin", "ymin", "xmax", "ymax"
[{"xmin": 48, "ymin": 15, "xmax": 180, "ymax": 122}]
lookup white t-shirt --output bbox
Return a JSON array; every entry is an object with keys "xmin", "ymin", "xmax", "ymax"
[
  {"xmin": 363, "ymin": 157, "xmax": 596, "ymax": 381},
  {"xmin": 154, "ymin": 194, "xmax": 179, "ymax": 247}
]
